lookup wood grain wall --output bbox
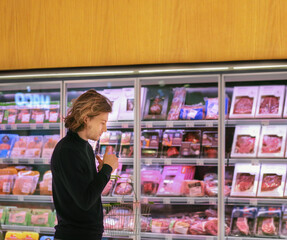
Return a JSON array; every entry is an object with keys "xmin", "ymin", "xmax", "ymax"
[{"xmin": 0, "ymin": 0, "xmax": 286, "ymax": 70}]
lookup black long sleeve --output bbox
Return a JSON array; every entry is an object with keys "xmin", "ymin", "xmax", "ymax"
[{"xmin": 51, "ymin": 131, "xmax": 112, "ymax": 240}]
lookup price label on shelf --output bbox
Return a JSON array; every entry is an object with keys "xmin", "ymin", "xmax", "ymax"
[
  {"xmin": 43, "ymin": 124, "xmax": 50, "ymax": 129},
  {"xmin": 206, "ymin": 121, "xmax": 213, "ymax": 127},
  {"xmin": 1, "ymin": 125, "xmax": 6, "ymax": 130},
  {"xmin": 196, "ymin": 159, "xmax": 204, "ymax": 166},
  {"xmin": 163, "ymin": 198, "xmax": 171, "ymax": 204},
  {"xmin": 30, "ymin": 124, "xmax": 36, "ymax": 130},
  {"xmin": 117, "ymin": 197, "xmax": 123, "ymax": 203},
  {"xmin": 33, "ymin": 227, "xmax": 40, "ymax": 233},
  {"xmin": 11, "ymin": 125, "xmax": 17, "ymax": 130},
  {"xmin": 165, "ymin": 235, "xmax": 172, "ymax": 240},
  {"xmin": 187, "ymin": 198, "xmax": 195, "ymax": 205},
  {"xmin": 250, "ymin": 199, "xmax": 258, "ymax": 206},
  {"xmin": 28, "ymin": 159, "xmax": 34, "ymax": 164},
  {"xmin": 145, "ymin": 159, "xmax": 152, "ymax": 165},
  {"xmin": 13, "ymin": 159, "xmax": 19, "ymax": 164},
  {"xmin": 209, "ymin": 198, "xmax": 217, "ymax": 205},
  {"xmin": 186, "ymin": 122, "xmax": 194, "ymax": 128},
  {"xmin": 144, "ymin": 122, "xmax": 153, "ymax": 128},
  {"xmin": 251, "ymin": 159, "xmax": 259, "ymax": 166},
  {"xmin": 18, "ymin": 196, "xmax": 24, "ymax": 201},
  {"xmin": 164, "ymin": 159, "xmax": 172, "ymax": 165},
  {"xmin": 142, "ymin": 197, "xmax": 149, "ymax": 204},
  {"xmin": 261, "ymin": 120, "xmax": 270, "ymax": 126},
  {"xmin": 166, "ymin": 122, "xmax": 173, "ymax": 128},
  {"xmin": 121, "ymin": 123, "xmax": 129, "ymax": 128}
]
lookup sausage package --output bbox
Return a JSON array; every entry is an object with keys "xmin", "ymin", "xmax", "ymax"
[
  {"xmin": 0, "ymin": 134, "xmax": 18, "ymax": 158},
  {"xmin": 6, "ymin": 208, "xmax": 31, "ymax": 226},
  {"xmin": 257, "ymin": 125, "xmax": 287, "ymax": 158},
  {"xmin": 141, "ymin": 166, "xmax": 162, "ymax": 196},
  {"xmin": 257, "ymin": 164, "xmax": 286, "ymax": 198},
  {"xmin": 28, "ymin": 209, "xmax": 53, "ymax": 227},
  {"xmin": 231, "ymin": 163, "xmax": 261, "ymax": 197},
  {"xmin": 24, "ymin": 136, "xmax": 43, "ymax": 158},
  {"xmin": 255, "ymin": 85, "xmax": 285, "ymax": 118},
  {"xmin": 254, "ymin": 207, "xmax": 281, "ymax": 238},
  {"xmin": 41, "ymin": 135, "xmax": 60, "ymax": 159},
  {"xmin": 39, "ymin": 171, "xmax": 52, "ymax": 195},
  {"xmin": 167, "ymin": 87, "xmax": 186, "ymax": 120},
  {"xmin": 229, "ymin": 86, "xmax": 259, "ymax": 119},
  {"xmin": 230, "ymin": 207, "xmax": 257, "ymax": 236},
  {"xmin": 0, "ymin": 168, "xmax": 18, "ymax": 194},
  {"xmin": 10, "ymin": 136, "xmax": 28, "ymax": 158},
  {"xmin": 161, "ymin": 130, "xmax": 183, "ymax": 158},
  {"xmin": 231, "ymin": 125, "xmax": 261, "ymax": 158},
  {"xmin": 13, "ymin": 171, "xmax": 40, "ymax": 195}
]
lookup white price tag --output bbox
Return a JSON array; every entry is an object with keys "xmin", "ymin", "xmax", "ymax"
[
  {"xmin": 165, "ymin": 235, "xmax": 172, "ymax": 240},
  {"xmin": 121, "ymin": 123, "xmax": 129, "ymax": 128},
  {"xmin": 209, "ymin": 198, "xmax": 216, "ymax": 205},
  {"xmin": 1, "ymin": 125, "xmax": 5, "ymax": 130},
  {"xmin": 164, "ymin": 159, "xmax": 172, "ymax": 165},
  {"xmin": 117, "ymin": 197, "xmax": 123, "ymax": 203},
  {"xmin": 30, "ymin": 124, "xmax": 36, "ymax": 130},
  {"xmin": 186, "ymin": 122, "xmax": 194, "ymax": 128},
  {"xmin": 11, "ymin": 125, "xmax": 17, "ymax": 130},
  {"xmin": 206, "ymin": 121, "xmax": 213, "ymax": 127},
  {"xmin": 18, "ymin": 196, "xmax": 24, "ymax": 201},
  {"xmin": 196, "ymin": 159, "xmax": 204, "ymax": 166},
  {"xmin": 145, "ymin": 159, "xmax": 152, "ymax": 165},
  {"xmin": 28, "ymin": 159, "xmax": 34, "ymax": 164},
  {"xmin": 142, "ymin": 198, "xmax": 149, "ymax": 204},
  {"xmin": 166, "ymin": 122, "xmax": 173, "ymax": 128},
  {"xmin": 250, "ymin": 199, "xmax": 258, "ymax": 206},
  {"xmin": 163, "ymin": 198, "xmax": 171, "ymax": 204},
  {"xmin": 43, "ymin": 124, "xmax": 50, "ymax": 129},
  {"xmin": 261, "ymin": 120, "xmax": 269, "ymax": 126},
  {"xmin": 13, "ymin": 159, "xmax": 19, "ymax": 164},
  {"xmin": 187, "ymin": 198, "xmax": 195, "ymax": 205},
  {"xmin": 251, "ymin": 159, "xmax": 259, "ymax": 166},
  {"xmin": 33, "ymin": 227, "xmax": 40, "ymax": 233},
  {"xmin": 145, "ymin": 122, "xmax": 153, "ymax": 128}
]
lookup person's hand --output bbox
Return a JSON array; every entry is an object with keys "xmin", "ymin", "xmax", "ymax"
[
  {"xmin": 103, "ymin": 146, "xmax": 119, "ymax": 172},
  {"xmin": 96, "ymin": 155, "xmax": 104, "ymax": 172}
]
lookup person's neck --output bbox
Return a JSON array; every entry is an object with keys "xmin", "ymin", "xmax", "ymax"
[{"xmin": 77, "ymin": 129, "xmax": 88, "ymax": 141}]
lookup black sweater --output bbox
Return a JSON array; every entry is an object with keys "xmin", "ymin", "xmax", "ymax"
[{"xmin": 51, "ymin": 131, "xmax": 112, "ymax": 240}]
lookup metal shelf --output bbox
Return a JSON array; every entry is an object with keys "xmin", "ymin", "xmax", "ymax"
[
  {"xmin": 0, "ymin": 123, "xmax": 60, "ymax": 130},
  {"xmin": 142, "ymin": 158, "xmax": 220, "ymax": 165},
  {"xmin": 0, "ymin": 195, "xmax": 53, "ymax": 203},
  {"xmin": 2, "ymin": 225, "xmax": 55, "ymax": 234},
  {"xmin": 141, "ymin": 120, "xmax": 218, "ymax": 128},
  {"xmin": 141, "ymin": 232, "xmax": 218, "ymax": 240},
  {"xmin": 0, "ymin": 158, "xmax": 50, "ymax": 165},
  {"xmin": 102, "ymin": 196, "xmax": 133, "ymax": 203},
  {"xmin": 103, "ymin": 230, "xmax": 135, "ymax": 238},
  {"xmin": 227, "ymin": 197, "xmax": 287, "ymax": 206},
  {"xmin": 142, "ymin": 197, "xmax": 218, "ymax": 205},
  {"xmin": 228, "ymin": 158, "xmax": 287, "ymax": 165},
  {"xmin": 226, "ymin": 119, "xmax": 287, "ymax": 126},
  {"xmin": 107, "ymin": 121, "xmax": 134, "ymax": 129},
  {"xmin": 227, "ymin": 237, "xmax": 285, "ymax": 240}
]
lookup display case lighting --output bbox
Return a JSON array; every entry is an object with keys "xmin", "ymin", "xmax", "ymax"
[
  {"xmin": 233, "ymin": 65, "xmax": 287, "ymax": 70},
  {"xmin": 138, "ymin": 67, "xmax": 229, "ymax": 73}
]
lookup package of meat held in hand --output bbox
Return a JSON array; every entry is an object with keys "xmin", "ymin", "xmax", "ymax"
[
  {"xmin": 229, "ymin": 86, "xmax": 259, "ymax": 119},
  {"xmin": 24, "ymin": 136, "xmax": 43, "ymax": 158},
  {"xmin": 255, "ymin": 85, "xmax": 285, "ymax": 118},
  {"xmin": 112, "ymin": 173, "xmax": 133, "ymax": 196},
  {"xmin": 254, "ymin": 207, "xmax": 281, "ymax": 238},
  {"xmin": 28, "ymin": 209, "xmax": 53, "ymax": 227},
  {"xmin": 231, "ymin": 163, "xmax": 261, "ymax": 197},
  {"xmin": 231, "ymin": 125, "xmax": 261, "ymax": 158},
  {"xmin": 180, "ymin": 130, "xmax": 201, "ymax": 158},
  {"xmin": 201, "ymin": 131, "xmax": 218, "ymax": 158},
  {"xmin": 0, "ymin": 134, "xmax": 18, "ymax": 158},
  {"xmin": 257, "ymin": 164, "xmax": 286, "ymax": 198},
  {"xmin": 6, "ymin": 208, "xmax": 31, "ymax": 225},
  {"xmin": 0, "ymin": 168, "xmax": 18, "ymax": 194},
  {"xmin": 161, "ymin": 130, "xmax": 183, "ymax": 158},
  {"xmin": 141, "ymin": 130, "xmax": 162, "ymax": 158},
  {"xmin": 167, "ymin": 87, "xmax": 186, "ymax": 120},
  {"xmin": 156, "ymin": 165, "xmax": 195, "ymax": 196},
  {"xmin": 13, "ymin": 170, "xmax": 40, "ymax": 195},
  {"xmin": 119, "ymin": 132, "xmax": 134, "ymax": 158},
  {"xmin": 141, "ymin": 166, "xmax": 162, "ymax": 196},
  {"xmin": 205, "ymin": 97, "xmax": 229, "ymax": 120},
  {"xmin": 257, "ymin": 125, "xmax": 287, "ymax": 158},
  {"xmin": 230, "ymin": 207, "xmax": 257, "ymax": 236},
  {"xmin": 99, "ymin": 131, "xmax": 121, "ymax": 157},
  {"xmin": 41, "ymin": 135, "xmax": 60, "ymax": 159}
]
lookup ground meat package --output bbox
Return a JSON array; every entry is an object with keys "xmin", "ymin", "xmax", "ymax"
[
  {"xmin": 230, "ymin": 207, "xmax": 257, "ymax": 237},
  {"xmin": 257, "ymin": 125, "xmax": 287, "ymax": 158},
  {"xmin": 255, "ymin": 85, "xmax": 285, "ymax": 118},
  {"xmin": 167, "ymin": 87, "xmax": 186, "ymax": 120},
  {"xmin": 257, "ymin": 164, "xmax": 286, "ymax": 198},
  {"xmin": 254, "ymin": 207, "xmax": 281, "ymax": 238},
  {"xmin": 156, "ymin": 166, "xmax": 195, "ymax": 196},
  {"xmin": 28, "ymin": 209, "xmax": 53, "ymax": 227},
  {"xmin": 13, "ymin": 171, "xmax": 40, "ymax": 195},
  {"xmin": 161, "ymin": 130, "xmax": 183, "ymax": 158},
  {"xmin": 24, "ymin": 136, "xmax": 43, "ymax": 158},
  {"xmin": 229, "ymin": 86, "xmax": 259, "ymax": 119},
  {"xmin": 6, "ymin": 208, "xmax": 31, "ymax": 226},
  {"xmin": 0, "ymin": 134, "xmax": 18, "ymax": 158},
  {"xmin": 141, "ymin": 166, "xmax": 162, "ymax": 196},
  {"xmin": 231, "ymin": 125, "xmax": 261, "ymax": 158},
  {"xmin": 231, "ymin": 163, "xmax": 261, "ymax": 197},
  {"xmin": 0, "ymin": 168, "xmax": 17, "ymax": 194}
]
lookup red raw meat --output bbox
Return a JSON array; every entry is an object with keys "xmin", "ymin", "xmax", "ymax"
[
  {"xmin": 262, "ymin": 218, "xmax": 276, "ymax": 235},
  {"xmin": 236, "ymin": 217, "xmax": 249, "ymax": 235},
  {"xmin": 261, "ymin": 135, "xmax": 282, "ymax": 153},
  {"xmin": 205, "ymin": 209, "xmax": 217, "ymax": 218},
  {"xmin": 205, "ymin": 181, "xmax": 231, "ymax": 197},
  {"xmin": 235, "ymin": 135, "xmax": 255, "ymax": 154},
  {"xmin": 259, "ymin": 96, "xmax": 279, "ymax": 114},
  {"xmin": 234, "ymin": 97, "xmax": 253, "ymax": 114},
  {"xmin": 189, "ymin": 221, "xmax": 207, "ymax": 235},
  {"xmin": 261, "ymin": 174, "xmax": 282, "ymax": 191},
  {"xmin": 205, "ymin": 218, "xmax": 230, "ymax": 236},
  {"xmin": 236, "ymin": 173, "xmax": 255, "ymax": 191}
]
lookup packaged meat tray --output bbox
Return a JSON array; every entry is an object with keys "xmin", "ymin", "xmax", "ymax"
[
  {"xmin": 205, "ymin": 97, "xmax": 229, "ymax": 120},
  {"xmin": 13, "ymin": 170, "xmax": 40, "ymax": 195},
  {"xmin": 205, "ymin": 218, "xmax": 230, "ymax": 236},
  {"xmin": 6, "ymin": 208, "xmax": 31, "ymax": 226},
  {"xmin": 141, "ymin": 130, "xmax": 162, "ymax": 158},
  {"xmin": 5, "ymin": 232, "xmax": 23, "ymax": 240},
  {"xmin": 0, "ymin": 168, "xmax": 18, "ymax": 194},
  {"xmin": 30, "ymin": 108, "xmax": 46, "ymax": 123},
  {"xmin": 156, "ymin": 166, "xmax": 195, "ymax": 196},
  {"xmin": 180, "ymin": 180, "xmax": 205, "ymax": 197},
  {"xmin": 180, "ymin": 130, "xmax": 201, "ymax": 158},
  {"xmin": 169, "ymin": 218, "xmax": 192, "ymax": 235},
  {"xmin": 254, "ymin": 207, "xmax": 281, "ymax": 238},
  {"xmin": 112, "ymin": 173, "xmax": 133, "ymax": 196},
  {"xmin": 255, "ymin": 85, "xmax": 285, "ymax": 118},
  {"xmin": 257, "ymin": 164, "xmax": 286, "ymax": 198},
  {"xmin": 16, "ymin": 107, "xmax": 31, "ymax": 124},
  {"xmin": 2, "ymin": 104, "xmax": 17, "ymax": 124},
  {"xmin": 231, "ymin": 125, "xmax": 261, "ymax": 158},
  {"xmin": 257, "ymin": 125, "xmax": 287, "ymax": 158},
  {"xmin": 10, "ymin": 136, "xmax": 28, "ymax": 158},
  {"xmin": 120, "ymin": 132, "xmax": 133, "ymax": 158},
  {"xmin": 101, "ymin": 89, "xmax": 122, "ymax": 121},
  {"xmin": 281, "ymin": 206, "xmax": 287, "ymax": 238},
  {"xmin": 231, "ymin": 163, "xmax": 261, "ymax": 197},
  {"xmin": 39, "ymin": 170, "xmax": 52, "ymax": 195},
  {"xmin": 230, "ymin": 207, "xmax": 257, "ymax": 236},
  {"xmin": 167, "ymin": 87, "xmax": 186, "ymax": 120},
  {"xmin": 151, "ymin": 218, "xmax": 171, "ymax": 233},
  {"xmin": 102, "ymin": 165, "xmax": 121, "ymax": 196},
  {"xmin": 24, "ymin": 136, "xmax": 43, "ymax": 158},
  {"xmin": 161, "ymin": 130, "xmax": 183, "ymax": 158},
  {"xmin": 141, "ymin": 166, "xmax": 162, "ymax": 196},
  {"xmin": 41, "ymin": 135, "xmax": 60, "ymax": 159},
  {"xmin": 201, "ymin": 131, "xmax": 218, "ymax": 158},
  {"xmin": 229, "ymin": 86, "xmax": 259, "ymax": 119},
  {"xmin": 0, "ymin": 134, "xmax": 18, "ymax": 158},
  {"xmin": 22, "ymin": 232, "xmax": 39, "ymax": 240},
  {"xmin": 28, "ymin": 209, "xmax": 53, "ymax": 227},
  {"xmin": 99, "ymin": 131, "xmax": 121, "ymax": 157},
  {"xmin": 204, "ymin": 173, "xmax": 231, "ymax": 197},
  {"xmin": 143, "ymin": 88, "xmax": 170, "ymax": 120},
  {"xmin": 103, "ymin": 207, "xmax": 133, "ymax": 230},
  {"xmin": 46, "ymin": 102, "xmax": 60, "ymax": 123}
]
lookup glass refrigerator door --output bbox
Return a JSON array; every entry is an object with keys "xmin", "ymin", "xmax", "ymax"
[{"xmin": 0, "ymin": 81, "xmax": 62, "ymax": 237}]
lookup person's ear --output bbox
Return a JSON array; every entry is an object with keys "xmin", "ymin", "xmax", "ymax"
[{"xmin": 83, "ymin": 116, "xmax": 89, "ymax": 124}]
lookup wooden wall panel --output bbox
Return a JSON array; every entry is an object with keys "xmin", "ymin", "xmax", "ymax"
[{"xmin": 0, "ymin": 0, "xmax": 287, "ymax": 70}]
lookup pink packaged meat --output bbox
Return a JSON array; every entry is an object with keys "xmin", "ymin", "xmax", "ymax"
[
  {"xmin": 167, "ymin": 87, "xmax": 186, "ymax": 120},
  {"xmin": 205, "ymin": 218, "xmax": 230, "ymax": 236},
  {"xmin": 258, "ymin": 126, "xmax": 287, "ymax": 158},
  {"xmin": 42, "ymin": 135, "xmax": 60, "ymax": 159},
  {"xmin": 180, "ymin": 130, "xmax": 201, "ymax": 158},
  {"xmin": 201, "ymin": 131, "xmax": 218, "ymax": 158},
  {"xmin": 141, "ymin": 167, "xmax": 162, "ymax": 196},
  {"xmin": 161, "ymin": 130, "xmax": 183, "ymax": 158},
  {"xmin": 231, "ymin": 125, "xmax": 261, "ymax": 158},
  {"xmin": 229, "ymin": 86, "xmax": 259, "ymax": 118},
  {"xmin": 151, "ymin": 218, "xmax": 171, "ymax": 233},
  {"xmin": 10, "ymin": 136, "xmax": 28, "ymax": 158},
  {"xmin": 180, "ymin": 180, "xmax": 205, "ymax": 197},
  {"xmin": 112, "ymin": 173, "xmax": 133, "ymax": 196},
  {"xmin": 231, "ymin": 163, "xmax": 260, "ymax": 197},
  {"xmin": 255, "ymin": 85, "xmax": 285, "ymax": 118},
  {"xmin": 203, "ymin": 173, "xmax": 231, "ymax": 197},
  {"xmin": 24, "ymin": 136, "xmax": 43, "ymax": 158}
]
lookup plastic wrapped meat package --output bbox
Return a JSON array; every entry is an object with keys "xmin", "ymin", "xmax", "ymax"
[
  {"xmin": 180, "ymin": 180, "xmax": 205, "ymax": 197},
  {"xmin": 254, "ymin": 207, "xmax": 281, "ymax": 238},
  {"xmin": 47, "ymin": 102, "xmax": 60, "ymax": 123},
  {"xmin": 41, "ymin": 135, "xmax": 60, "ymax": 159},
  {"xmin": 167, "ymin": 87, "xmax": 186, "ymax": 120},
  {"xmin": 10, "ymin": 136, "xmax": 28, "ymax": 158},
  {"xmin": 255, "ymin": 85, "xmax": 285, "ymax": 118},
  {"xmin": 141, "ymin": 130, "xmax": 161, "ymax": 158},
  {"xmin": 201, "ymin": 131, "xmax": 218, "ymax": 158},
  {"xmin": 229, "ymin": 86, "xmax": 259, "ymax": 118},
  {"xmin": 257, "ymin": 125, "xmax": 287, "ymax": 158},
  {"xmin": 112, "ymin": 173, "xmax": 133, "ymax": 196},
  {"xmin": 0, "ymin": 134, "xmax": 18, "ymax": 158},
  {"xmin": 16, "ymin": 107, "xmax": 31, "ymax": 124},
  {"xmin": 180, "ymin": 130, "xmax": 201, "ymax": 158},
  {"xmin": 156, "ymin": 166, "xmax": 195, "ymax": 196},
  {"xmin": 231, "ymin": 125, "xmax": 261, "ymax": 158},
  {"xmin": 257, "ymin": 164, "xmax": 286, "ymax": 198},
  {"xmin": 29, "ymin": 209, "xmax": 53, "ymax": 227},
  {"xmin": 230, "ymin": 207, "xmax": 257, "ymax": 236},
  {"xmin": 120, "ymin": 132, "xmax": 133, "ymax": 158},
  {"xmin": 141, "ymin": 166, "xmax": 162, "ymax": 196},
  {"xmin": 161, "ymin": 130, "xmax": 182, "ymax": 158},
  {"xmin": 0, "ymin": 168, "xmax": 17, "ymax": 194},
  {"xmin": 205, "ymin": 97, "xmax": 229, "ymax": 120},
  {"xmin": 169, "ymin": 218, "xmax": 193, "ymax": 235},
  {"xmin": 6, "ymin": 208, "xmax": 31, "ymax": 226},
  {"xmin": 40, "ymin": 170, "xmax": 52, "ymax": 195},
  {"xmin": 24, "ymin": 136, "xmax": 43, "ymax": 158},
  {"xmin": 281, "ymin": 206, "xmax": 287, "ymax": 238},
  {"xmin": 204, "ymin": 173, "xmax": 232, "ymax": 197},
  {"xmin": 2, "ymin": 104, "xmax": 18, "ymax": 124},
  {"xmin": 151, "ymin": 218, "xmax": 171, "ymax": 233},
  {"xmin": 231, "ymin": 163, "xmax": 260, "ymax": 197},
  {"xmin": 101, "ymin": 89, "xmax": 122, "ymax": 121},
  {"xmin": 99, "ymin": 131, "xmax": 121, "ymax": 157},
  {"xmin": 30, "ymin": 108, "xmax": 46, "ymax": 123},
  {"xmin": 103, "ymin": 207, "xmax": 133, "ymax": 231},
  {"xmin": 13, "ymin": 171, "xmax": 40, "ymax": 195}
]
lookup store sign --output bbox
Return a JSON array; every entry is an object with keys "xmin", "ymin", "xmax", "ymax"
[{"xmin": 15, "ymin": 93, "xmax": 50, "ymax": 108}]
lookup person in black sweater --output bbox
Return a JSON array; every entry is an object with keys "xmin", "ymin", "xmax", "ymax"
[{"xmin": 51, "ymin": 89, "xmax": 119, "ymax": 240}]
